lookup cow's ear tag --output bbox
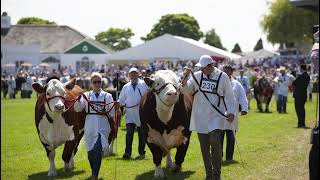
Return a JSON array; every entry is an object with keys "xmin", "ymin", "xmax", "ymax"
[
  {"xmin": 144, "ymin": 77, "xmax": 155, "ymax": 88},
  {"xmin": 32, "ymin": 83, "xmax": 45, "ymax": 93}
]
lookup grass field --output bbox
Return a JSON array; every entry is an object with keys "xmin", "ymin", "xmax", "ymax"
[{"xmin": 1, "ymin": 92, "xmax": 318, "ymax": 180}]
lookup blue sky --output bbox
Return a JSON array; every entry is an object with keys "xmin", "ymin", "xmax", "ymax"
[{"xmin": 2, "ymin": 0, "xmax": 277, "ymax": 52}]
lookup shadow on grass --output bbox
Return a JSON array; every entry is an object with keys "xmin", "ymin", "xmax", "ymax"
[
  {"xmin": 256, "ymin": 110, "xmax": 273, "ymax": 113},
  {"xmin": 222, "ymin": 160, "xmax": 239, "ymax": 166},
  {"xmin": 120, "ymin": 127, "xmax": 140, "ymax": 132},
  {"xmin": 135, "ymin": 169, "xmax": 195, "ymax": 180},
  {"xmin": 28, "ymin": 168, "xmax": 85, "ymax": 180},
  {"xmin": 295, "ymin": 126, "xmax": 311, "ymax": 129},
  {"xmin": 84, "ymin": 177, "xmax": 104, "ymax": 180},
  {"xmin": 113, "ymin": 156, "xmax": 151, "ymax": 161}
]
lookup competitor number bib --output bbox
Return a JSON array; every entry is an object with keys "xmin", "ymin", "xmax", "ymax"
[{"xmin": 200, "ymin": 78, "xmax": 217, "ymax": 93}]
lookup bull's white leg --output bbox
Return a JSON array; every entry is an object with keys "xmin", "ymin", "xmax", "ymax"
[
  {"xmin": 48, "ymin": 151, "xmax": 57, "ymax": 176},
  {"xmin": 103, "ymin": 140, "xmax": 114, "ymax": 157},
  {"xmin": 166, "ymin": 153, "xmax": 172, "ymax": 169},
  {"xmin": 154, "ymin": 165, "xmax": 164, "ymax": 178},
  {"xmin": 64, "ymin": 152, "xmax": 74, "ymax": 172}
]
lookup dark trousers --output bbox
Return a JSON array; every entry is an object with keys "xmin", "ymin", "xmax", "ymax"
[
  {"xmin": 294, "ymin": 98, "xmax": 306, "ymax": 127},
  {"xmin": 309, "ymin": 142, "xmax": 319, "ymax": 180},
  {"xmin": 13, "ymin": 89, "xmax": 17, "ymax": 99},
  {"xmin": 221, "ymin": 130, "xmax": 235, "ymax": 160},
  {"xmin": 21, "ymin": 90, "xmax": 27, "ymax": 98},
  {"xmin": 198, "ymin": 130, "xmax": 222, "ymax": 179},
  {"xmin": 88, "ymin": 134, "xmax": 102, "ymax": 177},
  {"xmin": 277, "ymin": 95, "xmax": 287, "ymax": 113},
  {"xmin": 309, "ymin": 93, "xmax": 313, "ymax": 101},
  {"xmin": 125, "ymin": 123, "xmax": 146, "ymax": 156},
  {"xmin": 309, "ymin": 124, "xmax": 319, "ymax": 180},
  {"xmin": 3, "ymin": 89, "xmax": 8, "ymax": 98}
]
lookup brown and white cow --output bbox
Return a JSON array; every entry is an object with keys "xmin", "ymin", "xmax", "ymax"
[
  {"xmin": 32, "ymin": 78, "xmax": 86, "ymax": 176},
  {"xmin": 140, "ymin": 70, "xmax": 192, "ymax": 178}
]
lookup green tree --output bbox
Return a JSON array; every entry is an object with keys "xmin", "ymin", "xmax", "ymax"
[
  {"xmin": 231, "ymin": 43, "xmax": 242, "ymax": 53},
  {"xmin": 142, "ymin": 13, "xmax": 203, "ymax": 41},
  {"xmin": 204, "ymin": 28, "xmax": 227, "ymax": 50},
  {"xmin": 261, "ymin": 0, "xmax": 318, "ymax": 46},
  {"xmin": 95, "ymin": 28, "xmax": 134, "ymax": 51},
  {"xmin": 17, "ymin": 17, "xmax": 56, "ymax": 25},
  {"xmin": 253, "ymin": 38, "xmax": 264, "ymax": 51}
]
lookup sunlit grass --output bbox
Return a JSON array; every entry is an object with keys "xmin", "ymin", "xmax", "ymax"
[{"xmin": 1, "ymin": 92, "xmax": 317, "ymax": 180}]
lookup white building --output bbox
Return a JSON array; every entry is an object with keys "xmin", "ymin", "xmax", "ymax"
[{"xmin": 1, "ymin": 25, "xmax": 113, "ymax": 73}]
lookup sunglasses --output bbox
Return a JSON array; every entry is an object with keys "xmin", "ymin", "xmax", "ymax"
[{"xmin": 92, "ymin": 81, "xmax": 102, "ymax": 84}]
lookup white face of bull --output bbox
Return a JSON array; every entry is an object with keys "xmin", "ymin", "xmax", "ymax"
[
  {"xmin": 153, "ymin": 70, "xmax": 179, "ymax": 107},
  {"xmin": 146, "ymin": 70, "xmax": 180, "ymax": 124},
  {"xmin": 33, "ymin": 78, "xmax": 76, "ymax": 114},
  {"xmin": 45, "ymin": 80, "xmax": 67, "ymax": 112}
]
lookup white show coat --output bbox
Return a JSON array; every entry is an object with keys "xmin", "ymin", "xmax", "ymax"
[
  {"xmin": 236, "ymin": 75, "xmax": 250, "ymax": 93},
  {"xmin": 224, "ymin": 78, "xmax": 248, "ymax": 131},
  {"xmin": 74, "ymin": 90, "xmax": 115, "ymax": 152},
  {"xmin": 7, "ymin": 77, "xmax": 16, "ymax": 94},
  {"xmin": 118, "ymin": 79, "xmax": 149, "ymax": 127},
  {"xmin": 181, "ymin": 67, "xmax": 236, "ymax": 134},
  {"xmin": 275, "ymin": 73, "xmax": 290, "ymax": 96},
  {"xmin": 21, "ymin": 76, "xmax": 33, "ymax": 91}
]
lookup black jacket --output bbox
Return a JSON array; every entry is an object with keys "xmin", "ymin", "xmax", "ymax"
[{"xmin": 292, "ymin": 72, "xmax": 310, "ymax": 99}]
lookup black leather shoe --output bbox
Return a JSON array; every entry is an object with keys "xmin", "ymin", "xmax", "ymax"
[
  {"xmin": 122, "ymin": 153, "xmax": 131, "ymax": 160},
  {"xmin": 134, "ymin": 154, "xmax": 145, "ymax": 160}
]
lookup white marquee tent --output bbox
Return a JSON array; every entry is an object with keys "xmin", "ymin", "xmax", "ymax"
[
  {"xmin": 107, "ymin": 34, "xmax": 241, "ymax": 64},
  {"xmin": 238, "ymin": 49, "xmax": 280, "ymax": 64}
]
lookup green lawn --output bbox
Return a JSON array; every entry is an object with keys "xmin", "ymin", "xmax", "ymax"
[{"xmin": 1, "ymin": 92, "xmax": 317, "ymax": 180}]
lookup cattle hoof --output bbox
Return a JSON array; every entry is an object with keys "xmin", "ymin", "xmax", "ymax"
[
  {"xmin": 166, "ymin": 163, "xmax": 172, "ymax": 169},
  {"xmin": 47, "ymin": 169, "xmax": 57, "ymax": 176},
  {"xmin": 103, "ymin": 150, "xmax": 110, "ymax": 157},
  {"xmin": 154, "ymin": 166, "xmax": 164, "ymax": 178},
  {"xmin": 170, "ymin": 163, "xmax": 181, "ymax": 173},
  {"xmin": 64, "ymin": 164, "xmax": 72, "ymax": 173},
  {"xmin": 166, "ymin": 155, "xmax": 172, "ymax": 169},
  {"xmin": 64, "ymin": 160, "xmax": 75, "ymax": 173}
]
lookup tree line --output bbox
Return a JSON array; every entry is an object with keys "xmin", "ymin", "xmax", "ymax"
[{"xmin": 16, "ymin": 0, "xmax": 318, "ymax": 53}]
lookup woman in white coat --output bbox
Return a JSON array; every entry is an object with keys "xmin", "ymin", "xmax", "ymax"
[
  {"xmin": 222, "ymin": 65, "xmax": 248, "ymax": 162},
  {"xmin": 74, "ymin": 72, "xmax": 116, "ymax": 180}
]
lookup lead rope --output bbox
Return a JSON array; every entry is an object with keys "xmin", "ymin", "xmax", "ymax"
[{"xmin": 229, "ymin": 122, "xmax": 247, "ymax": 170}]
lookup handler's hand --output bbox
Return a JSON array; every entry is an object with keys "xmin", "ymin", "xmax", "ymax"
[
  {"xmin": 183, "ymin": 68, "xmax": 192, "ymax": 76},
  {"xmin": 241, "ymin": 111, "xmax": 247, "ymax": 115},
  {"xmin": 226, "ymin": 114, "xmax": 234, "ymax": 122},
  {"xmin": 181, "ymin": 68, "xmax": 192, "ymax": 86}
]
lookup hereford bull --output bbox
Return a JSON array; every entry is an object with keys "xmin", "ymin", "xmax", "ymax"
[
  {"xmin": 32, "ymin": 78, "xmax": 86, "ymax": 176},
  {"xmin": 253, "ymin": 76, "xmax": 274, "ymax": 112},
  {"xmin": 140, "ymin": 70, "xmax": 192, "ymax": 178}
]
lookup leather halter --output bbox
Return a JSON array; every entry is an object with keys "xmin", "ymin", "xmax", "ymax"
[
  {"xmin": 45, "ymin": 95, "xmax": 67, "ymax": 112},
  {"xmin": 154, "ymin": 82, "xmax": 178, "ymax": 95},
  {"xmin": 153, "ymin": 82, "xmax": 178, "ymax": 107}
]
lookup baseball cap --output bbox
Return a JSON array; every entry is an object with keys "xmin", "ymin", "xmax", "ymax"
[
  {"xmin": 195, "ymin": 55, "xmax": 214, "ymax": 68},
  {"xmin": 129, "ymin": 67, "xmax": 138, "ymax": 73}
]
